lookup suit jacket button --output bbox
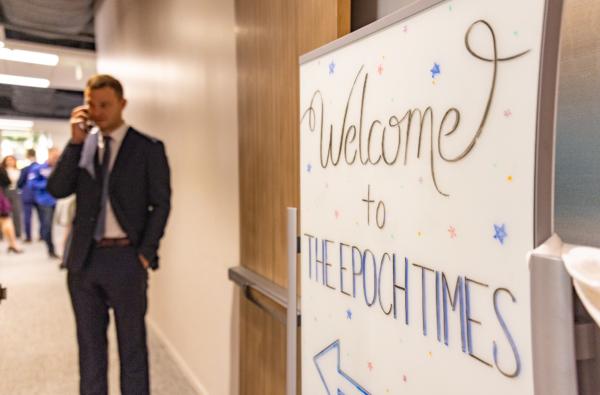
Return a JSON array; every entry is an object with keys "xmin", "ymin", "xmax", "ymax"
[{"xmin": 90, "ymin": 217, "xmax": 95, "ymax": 222}]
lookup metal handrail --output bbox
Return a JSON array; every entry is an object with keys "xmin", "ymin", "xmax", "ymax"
[
  {"xmin": 229, "ymin": 208, "xmax": 300, "ymax": 395},
  {"xmin": 228, "ymin": 266, "xmax": 301, "ymax": 325}
]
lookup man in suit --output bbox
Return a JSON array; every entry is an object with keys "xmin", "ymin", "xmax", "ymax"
[{"xmin": 48, "ymin": 74, "xmax": 171, "ymax": 395}]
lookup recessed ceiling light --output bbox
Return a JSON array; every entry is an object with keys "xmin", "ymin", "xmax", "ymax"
[
  {"xmin": 0, "ymin": 118, "xmax": 34, "ymax": 130},
  {"xmin": 75, "ymin": 64, "xmax": 83, "ymax": 80},
  {"xmin": 0, "ymin": 73, "xmax": 50, "ymax": 88},
  {"xmin": 0, "ymin": 47, "xmax": 59, "ymax": 66}
]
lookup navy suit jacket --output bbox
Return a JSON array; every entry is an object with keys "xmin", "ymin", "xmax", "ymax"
[
  {"xmin": 48, "ymin": 127, "xmax": 171, "ymax": 271},
  {"xmin": 17, "ymin": 163, "xmax": 37, "ymax": 203}
]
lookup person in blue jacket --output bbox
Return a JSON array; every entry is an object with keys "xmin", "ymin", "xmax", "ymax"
[
  {"xmin": 17, "ymin": 149, "xmax": 41, "ymax": 242},
  {"xmin": 28, "ymin": 148, "xmax": 60, "ymax": 258}
]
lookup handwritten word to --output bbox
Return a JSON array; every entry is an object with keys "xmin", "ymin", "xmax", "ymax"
[{"xmin": 362, "ymin": 184, "xmax": 386, "ymax": 229}]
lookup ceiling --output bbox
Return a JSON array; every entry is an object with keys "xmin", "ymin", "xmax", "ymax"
[
  {"xmin": 0, "ymin": 0, "xmax": 99, "ymax": 50},
  {"xmin": 0, "ymin": 0, "xmax": 99, "ymax": 119},
  {"xmin": 0, "ymin": 38, "xmax": 97, "ymax": 90}
]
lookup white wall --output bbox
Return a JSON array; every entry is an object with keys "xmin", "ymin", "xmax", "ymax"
[
  {"xmin": 38, "ymin": 119, "xmax": 71, "ymax": 149},
  {"xmin": 95, "ymin": 1, "xmax": 240, "ymax": 394}
]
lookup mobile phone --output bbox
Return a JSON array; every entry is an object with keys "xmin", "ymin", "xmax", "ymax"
[
  {"xmin": 77, "ymin": 105, "xmax": 95, "ymax": 133},
  {"xmin": 78, "ymin": 120, "xmax": 96, "ymax": 133}
]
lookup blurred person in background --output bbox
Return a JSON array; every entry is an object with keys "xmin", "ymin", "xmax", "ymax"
[
  {"xmin": 54, "ymin": 193, "xmax": 76, "ymax": 270},
  {"xmin": 29, "ymin": 148, "xmax": 60, "ymax": 259},
  {"xmin": 17, "ymin": 149, "xmax": 41, "ymax": 242},
  {"xmin": 0, "ymin": 160, "xmax": 22, "ymax": 253},
  {"xmin": 1, "ymin": 155, "xmax": 23, "ymax": 239}
]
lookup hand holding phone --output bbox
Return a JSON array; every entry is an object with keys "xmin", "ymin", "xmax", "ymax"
[{"xmin": 69, "ymin": 105, "xmax": 93, "ymax": 144}]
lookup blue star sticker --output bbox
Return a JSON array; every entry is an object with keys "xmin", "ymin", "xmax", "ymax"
[
  {"xmin": 493, "ymin": 224, "xmax": 508, "ymax": 245},
  {"xmin": 306, "ymin": 163, "xmax": 312, "ymax": 173},
  {"xmin": 346, "ymin": 309, "xmax": 352, "ymax": 320},
  {"xmin": 430, "ymin": 62, "xmax": 441, "ymax": 78},
  {"xmin": 329, "ymin": 61, "xmax": 336, "ymax": 75}
]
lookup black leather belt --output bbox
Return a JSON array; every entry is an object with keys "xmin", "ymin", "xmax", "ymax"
[{"xmin": 95, "ymin": 237, "xmax": 131, "ymax": 248}]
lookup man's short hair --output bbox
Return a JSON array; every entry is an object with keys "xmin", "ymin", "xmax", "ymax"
[
  {"xmin": 86, "ymin": 74, "xmax": 124, "ymax": 98},
  {"xmin": 26, "ymin": 148, "xmax": 36, "ymax": 158}
]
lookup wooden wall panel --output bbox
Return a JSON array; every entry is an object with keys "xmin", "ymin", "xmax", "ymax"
[
  {"xmin": 236, "ymin": 0, "xmax": 299, "ymax": 288},
  {"xmin": 236, "ymin": 0, "xmax": 350, "ymax": 393},
  {"xmin": 239, "ymin": 296, "xmax": 287, "ymax": 394},
  {"xmin": 297, "ymin": 0, "xmax": 351, "ymax": 56}
]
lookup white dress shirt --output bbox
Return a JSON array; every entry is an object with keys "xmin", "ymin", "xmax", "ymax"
[
  {"xmin": 98, "ymin": 122, "xmax": 129, "ymax": 238},
  {"xmin": 6, "ymin": 168, "xmax": 19, "ymax": 190}
]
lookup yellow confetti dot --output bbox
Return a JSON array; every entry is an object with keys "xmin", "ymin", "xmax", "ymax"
[
  {"xmin": 428, "ymin": 351, "xmax": 433, "ymax": 358},
  {"xmin": 417, "ymin": 231, "xmax": 422, "ymax": 237},
  {"xmin": 507, "ymin": 175, "xmax": 513, "ymax": 182}
]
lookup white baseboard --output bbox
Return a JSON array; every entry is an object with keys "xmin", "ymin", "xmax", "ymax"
[{"xmin": 147, "ymin": 319, "xmax": 210, "ymax": 395}]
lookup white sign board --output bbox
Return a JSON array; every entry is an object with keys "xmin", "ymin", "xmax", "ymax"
[{"xmin": 299, "ymin": 0, "xmax": 557, "ymax": 394}]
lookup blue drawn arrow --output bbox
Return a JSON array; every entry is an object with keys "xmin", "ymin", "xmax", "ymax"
[{"xmin": 314, "ymin": 340, "xmax": 371, "ymax": 395}]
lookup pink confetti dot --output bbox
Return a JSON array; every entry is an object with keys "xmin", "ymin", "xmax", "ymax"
[{"xmin": 448, "ymin": 226, "xmax": 457, "ymax": 239}]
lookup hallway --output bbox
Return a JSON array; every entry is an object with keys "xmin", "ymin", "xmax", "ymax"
[{"xmin": 0, "ymin": 239, "xmax": 199, "ymax": 395}]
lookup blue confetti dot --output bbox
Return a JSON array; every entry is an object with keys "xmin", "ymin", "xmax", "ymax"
[
  {"xmin": 493, "ymin": 224, "xmax": 508, "ymax": 245},
  {"xmin": 430, "ymin": 62, "xmax": 441, "ymax": 78}
]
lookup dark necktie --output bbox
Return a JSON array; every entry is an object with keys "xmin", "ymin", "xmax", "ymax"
[{"xmin": 93, "ymin": 136, "xmax": 112, "ymax": 241}]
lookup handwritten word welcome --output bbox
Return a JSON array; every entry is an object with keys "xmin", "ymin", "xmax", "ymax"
[{"xmin": 300, "ymin": 20, "xmax": 530, "ymax": 197}]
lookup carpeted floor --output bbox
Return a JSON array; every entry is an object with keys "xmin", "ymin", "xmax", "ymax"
[{"xmin": 0, "ymin": 236, "xmax": 199, "ymax": 395}]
